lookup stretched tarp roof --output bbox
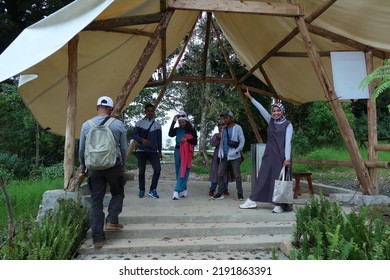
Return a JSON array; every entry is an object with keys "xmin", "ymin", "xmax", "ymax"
[{"xmin": 0, "ymin": 0, "xmax": 389, "ymax": 137}]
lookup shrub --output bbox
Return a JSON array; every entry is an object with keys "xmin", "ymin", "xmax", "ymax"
[
  {"xmin": 290, "ymin": 194, "xmax": 390, "ymax": 260},
  {"xmin": 0, "ymin": 198, "xmax": 88, "ymax": 260},
  {"xmin": 40, "ymin": 162, "xmax": 66, "ymax": 179},
  {"xmin": 0, "ymin": 152, "xmax": 32, "ymax": 179}
]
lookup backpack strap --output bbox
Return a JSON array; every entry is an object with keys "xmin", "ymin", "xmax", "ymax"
[
  {"xmin": 102, "ymin": 117, "xmax": 115, "ymax": 127},
  {"xmin": 87, "ymin": 120, "xmax": 96, "ymax": 128},
  {"xmin": 100, "ymin": 116, "xmax": 111, "ymax": 126},
  {"xmin": 87, "ymin": 116, "xmax": 114, "ymax": 129},
  {"xmin": 146, "ymin": 120, "xmax": 155, "ymax": 132}
]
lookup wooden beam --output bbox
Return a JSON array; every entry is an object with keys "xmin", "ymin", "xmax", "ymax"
[
  {"xmin": 154, "ymin": 13, "xmax": 201, "ymax": 108},
  {"xmin": 84, "ymin": 12, "xmax": 164, "ymax": 31},
  {"xmin": 366, "ymin": 51, "xmax": 379, "ymax": 193},
  {"xmin": 375, "ymin": 145, "xmax": 390, "ymax": 151},
  {"xmin": 308, "ymin": 24, "xmax": 390, "ymax": 60},
  {"xmin": 167, "ymin": 0, "xmax": 303, "ymax": 17},
  {"xmin": 294, "ymin": 159, "xmax": 390, "ymax": 169},
  {"xmin": 64, "ymin": 35, "xmax": 79, "ymax": 190},
  {"xmin": 239, "ymin": 0, "xmax": 337, "ymax": 83},
  {"xmin": 160, "ymin": 29, "xmax": 167, "ymax": 81},
  {"xmin": 257, "ymin": 66, "xmax": 278, "ymax": 100},
  {"xmin": 202, "ymin": 13, "xmax": 212, "ymax": 80},
  {"xmin": 100, "ymin": 28, "xmax": 154, "ymax": 37},
  {"xmin": 112, "ymin": 10, "xmax": 174, "ymax": 117},
  {"xmin": 288, "ymin": 0, "xmax": 374, "ymax": 195},
  {"xmin": 211, "ymin": 19, "xmax": 263, "ymax": 143},
  {"xmin": 238, "ymin": 84, "xmax": 275, "ymax": 99},
  {"xmin": 274, "ymin": 51, "xmax": 330, "ymax": 57},
  {"xmin": 170, "ymin": 76, "xmax": 234, "ymax": 83}
]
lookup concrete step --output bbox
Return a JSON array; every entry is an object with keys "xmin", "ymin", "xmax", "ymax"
[
  {"xmin": 77, "ymin": 180, "xmax": 299, "ymax": 259},
  {"xmin": 79, "ymin": 233, "xmax": 292, "ymax": 255},
  {"xmin": 86, "ymin": 221, "xmax": 294, "ymax": 239}
]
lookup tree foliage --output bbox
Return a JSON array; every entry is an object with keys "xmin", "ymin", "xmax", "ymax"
[
  {"xmin": 359, "ymin": 58, "xmax": 390, "ymax": 111},
  {"xmin": 0, "ymin": 0, "xmax": 74, "ymax": 54},
  {"xmin": 0, "ymin": 84, "xmax": 65, "ymax": 172}
]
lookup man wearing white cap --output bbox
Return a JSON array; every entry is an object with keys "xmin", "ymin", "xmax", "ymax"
[{"xmin": 78, "ymin": 96, "xmax": 128, "ymax": 249}]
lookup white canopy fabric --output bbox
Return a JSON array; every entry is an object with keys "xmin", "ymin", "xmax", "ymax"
[{"xmin": 0, "ymin": 0, "xmax": 389, "ymax": 137}]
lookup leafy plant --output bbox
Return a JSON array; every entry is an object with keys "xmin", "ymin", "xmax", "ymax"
[
  {"xmin": 290, "ymin": 194, "xmax": 390, "ymax": 260},
  {"xmin": 40, "ymin": 162, "xmax": 66, "ymax": 179},
  {"xmin": 0, "ymin": 198, "xmax": 88, "ymax": 260},
  {"xmin": 360, "ymin": 58, "xmax": 390, "ymax": 111}
]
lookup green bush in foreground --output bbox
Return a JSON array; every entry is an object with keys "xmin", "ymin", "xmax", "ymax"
[
  {"xmin": 0, "ymin": 198, "xmax": 88, "ymax": 260},
  {"xmin": 290, "ymin": 194, "xmax": 390, "ymax": 260}
]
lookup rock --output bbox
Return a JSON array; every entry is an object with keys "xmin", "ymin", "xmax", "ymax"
[
  {"xmin": 36, "ymin": 189, "xmax": 83, "ymax": 221},
  {"xmin": 329, "ymin": 193, "xmax": 390, "ymax": 206}
]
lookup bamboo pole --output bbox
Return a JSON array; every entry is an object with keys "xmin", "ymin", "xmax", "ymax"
[
  {"xmin": 288, "ymin": 0, "xmax": 374, "ymax": 195},
  {"xmin": 64, "ymin": 35, "xmax": 79, "ymax": 190},
  {"xmin": 366, "ymin": 51, "xmax": 379, "ymax": 194}
]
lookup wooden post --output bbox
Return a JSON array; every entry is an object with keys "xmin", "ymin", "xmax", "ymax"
[
  {"xmin": 288, "ymin": 0, "xmax": 374, "ymax": 194},
  {"xmin": 365, "ymin": 51, "xmax": 379, "ymax": 194},
  {"xmin": 64, "ymin": 35, "xmax": 79, "ymax": 190}
]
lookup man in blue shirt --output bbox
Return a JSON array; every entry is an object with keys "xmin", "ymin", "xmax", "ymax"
[{"xmin": 131, "ymin": 103, "xmax": 162, "ymax": 198}]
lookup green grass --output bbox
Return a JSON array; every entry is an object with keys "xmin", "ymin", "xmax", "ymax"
[
  {"xmin": 0, "ymin": 178, "xmax": 63, "ymax": 230},
  {"xmin": 292, "ymin": 146, "xmax": 390, "ymax": 181}
]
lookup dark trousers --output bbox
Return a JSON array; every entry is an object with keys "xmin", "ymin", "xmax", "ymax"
[
  {"xmin": 136, "ymin": 151, "xmax": 161, "ymax": 191},
  {"xmin": 217, "ymin": 156, "xmax": 243, "ymax": 194},
  {"xmin": 88, "ymin": 165, "xmax": 125, "ymax": 243}
]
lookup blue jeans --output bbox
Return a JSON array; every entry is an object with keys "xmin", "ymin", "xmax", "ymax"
[
  {"xmin": 87, "ymin": 165, "xmax": 125, "ymax": 243},
  {"xmin": 136, "ymin": 151, "xmax": 161, "ymax": 191},
  {"xmin": 174, "ymin": 148, "xmax": 190, "ymax": 192}
]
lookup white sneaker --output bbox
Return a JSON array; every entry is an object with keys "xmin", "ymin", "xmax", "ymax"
[
  {"xmin": 172, "ymin": 191, "xmax": 179, "ymax": 200},
  {"xmin": 181, "ymin": 190, "xmax": 187, "ymax": 198},
  {"xmin": 239, "ymin": 198, "xmax": 257, "ymax": 209},
  {"xmin": 272, "ymin": 206, "xmax": 284, "ymax": 213}
]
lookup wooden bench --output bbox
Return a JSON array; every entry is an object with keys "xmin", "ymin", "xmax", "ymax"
[{"xmin": 292, "ymin": 172, "xmax": 313, "ymax": 199}]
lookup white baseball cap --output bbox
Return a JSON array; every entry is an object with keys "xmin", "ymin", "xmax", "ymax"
[
  {"xmin": 177, "ymin": 111, "xmax": 190, "ymax": 122},
  {"xmin": 96, "ymin": 96, "xmax": 114, "ymax": 108}
]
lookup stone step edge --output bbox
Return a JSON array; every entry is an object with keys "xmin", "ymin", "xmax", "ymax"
[
  {"xmin": 86, "ymin": 222, "xmax": 294, "ymax": 239},
  {"xmin": 101, "ymin": 221, "xmax": 294, "ymax": 230},
  {"xmin": 79, "ymin": 234, "xmax": 292, "ymax": 255},
  {"xmin": 117, "ymin": 214, "xmax": 296, "ymax": 224}
]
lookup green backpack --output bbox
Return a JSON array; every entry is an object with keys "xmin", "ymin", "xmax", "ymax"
[{"xmin": 84, "ymin": 117, "xmax": 118, "ymax": 170}]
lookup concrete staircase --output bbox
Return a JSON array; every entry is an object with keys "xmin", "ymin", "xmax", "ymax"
[{"xmin": 77, "ymin": 180, "xmax": 298, "ymax": 257}]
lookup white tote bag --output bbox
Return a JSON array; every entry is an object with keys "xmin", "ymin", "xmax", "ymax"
[{"xmin": 272, "ymin": 167, "xmax": 293, "ymax": 204}]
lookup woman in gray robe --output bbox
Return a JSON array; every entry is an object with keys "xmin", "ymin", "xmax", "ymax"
[{"xmin": 240, "ymin": 88, "xmax": 293, "ymax": 213}]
